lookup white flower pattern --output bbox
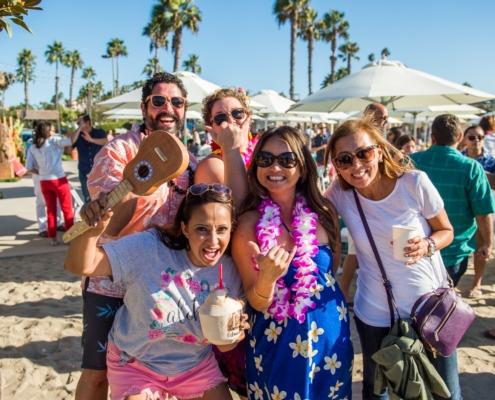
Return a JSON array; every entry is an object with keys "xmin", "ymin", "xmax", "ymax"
[
  {"xmin": 337, "ymin": 301, "xmax": 347, "ymax": 322},
  {"xmin": 265, "ymin": 321, "xmax": 282, "ymax": 343},
  {"xmin": 324, "ymin": 353, "xmax": 342, "ymax": 375}
]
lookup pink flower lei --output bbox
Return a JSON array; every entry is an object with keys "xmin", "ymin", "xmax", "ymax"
[{"xmin": 253, "ymin": 195, "xmax": 319, "ymax": 323}]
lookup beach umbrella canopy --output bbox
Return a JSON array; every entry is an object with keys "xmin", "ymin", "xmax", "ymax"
[
  {"xmin": 389, "ymin": 104, "xmax": 486, "ymax": 118},
  {"xmin": 103, "ymin": 108, "xmax": 203, "ymax": 120},
  {"xmin": 288, "ymin": 59, "xmax": 495, "ymax": 113},
  {"xmin": 99, "ymin": 71, "xmax": 265, "ymax": 111},
  {"xmin": 251, "ymin": 90, "xmax": 295, "ymax": 114}
]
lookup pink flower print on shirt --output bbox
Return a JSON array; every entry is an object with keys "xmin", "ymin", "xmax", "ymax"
[
  {"xmin": 179, "ymin": 333, "xmax": 200, "ymax": 344},
  {"xmin": 173, "ymin": 273, "xmax": 186, "ymax": 288},
  {"xmin": 151, "ymin": 307, "xmax": 165, "ymax": 322},
  {"xmin": 189, "ymin": 279, "xmax": 201, "ymax": 295},
  {"xmin": 149, "ymin": 329, "xmax": 164, "ymax": 340}
]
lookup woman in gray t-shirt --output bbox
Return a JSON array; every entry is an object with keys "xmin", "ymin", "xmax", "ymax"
[{"xmin": 65, "ymin": 185, "xmax": 246, "ymax": 400}]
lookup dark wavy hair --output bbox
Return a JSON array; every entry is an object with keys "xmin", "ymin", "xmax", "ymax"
[
  {"xmin": 33, "ymin": 120, "xmax": 52, "ymax": 148},
  {"xmin": 155, "ymin": 188, "xmax": 236, "ymax": 253},
  {"xmin": 141, "ymin": 72, "xmax": 188, "ymax": 103},
  {"xmin": 242, "ymin": 126, "xmax": 340, "ymax": 251}
]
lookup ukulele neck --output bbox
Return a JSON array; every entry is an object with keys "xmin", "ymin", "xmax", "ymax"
[{"xmin": 106, "ymin": 179, "xmax": 134, "ymax": 208}]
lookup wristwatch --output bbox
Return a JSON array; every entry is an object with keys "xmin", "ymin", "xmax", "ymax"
[{"xmin": 424, "ymin": 236, "xmax": 437, "ymax": 258}]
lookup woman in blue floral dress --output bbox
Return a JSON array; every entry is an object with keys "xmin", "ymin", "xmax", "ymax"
[{"xmin": 233, "ymin": 126, "xmax": 353, "ymax": 400}]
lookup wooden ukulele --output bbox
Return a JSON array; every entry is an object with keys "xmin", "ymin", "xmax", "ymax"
[{"xmin": 63, "ymin": 130, "xmax": 189, "ymax": 243}]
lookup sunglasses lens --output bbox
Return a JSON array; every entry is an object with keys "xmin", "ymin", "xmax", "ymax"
[
  {"xmin": 151, "ymin": 96, "xmax": 166, "ymax": 107},
  {"xmin": 212, "ymin": 184, "xmax": 232, "ymax": 195},
  {"xmin": 334, "ymin": 155, "xmax": 353, "ymax": 169},
  {"xmin": 278, "ymin": 152, "xmax": 298, "ymax": 168},
  {"xmin": 231, "ymin": 109, "xmax": 245, "ymax": 120},
  {"xmin": 213, "ymin": 114, "xmax": 228, "ymax": 126},
  {"xmin": 171, "ymin": 97, "xmax": 185, "ymax": 109},
  {"xmin": 189, "ymin": 183, "xmax": 209, "ymax": 195},
  {"xmin": 356, "ymin": 147, "xmax": 376, "ymax": 162},
  {"xmin": 256, "ymin": 152, "xmax": 274, "ymax": 168}
]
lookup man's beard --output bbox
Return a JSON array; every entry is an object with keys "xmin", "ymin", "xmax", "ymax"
[{"xmin": 144, "ymin": 111, "xmax": 184, "ymax": 135}]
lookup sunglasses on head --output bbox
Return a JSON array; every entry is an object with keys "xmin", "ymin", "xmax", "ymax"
[
  {"xmin": 255, "ymin": 151, "xmax": 298, "ymax": 169},
  {"xmin": 467, "ymin": 135, "xmax": 484, "ymax": 141},
  {"xmin": 145, "ymin": 95, "xmax": 186, "ymax": 109},
  {"xmin": 212, "ymin": 109, "xmax": 245, "ymax": 126},
  {"xmin": 332, "ymin": 145, "xmax": 379, "ymax": 170},
  {"xmin": 186, "ymin": 183, "xmax": 232, "ymax": 197}
]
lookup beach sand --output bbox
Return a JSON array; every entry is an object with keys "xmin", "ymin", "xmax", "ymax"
[{"xmin": 0, "ymin": 251, "xmax": 494, "ymax": 399}]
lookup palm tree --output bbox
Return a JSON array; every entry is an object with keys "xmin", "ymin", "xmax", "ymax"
[
  {"xmin": 62, "ymin": 50, "xmax": 84, "ymax": 108},
  {"xmin": 182, "ymin": 54, "xmax": 201, "ymax": 74},
  {"xmin": 45, "ymin": 41, "xmax": 65, "ymax": 116},
  {"xmin": 107, "ymin": 38, "xmax": 128, "ymax": 95},
  {"xmin": 274, "ymin": 0, "xmax": 309, "ymax": 100},
  {"xmin": 16, "ymin": 48, "xmax": 36, "ymax": 111},
  {"xmin": 381, "ymin": 47, "xmax": 390, "ymax": 59},
  {"xmin": 321, "ymin": 67, "xmax": 348, "ymax": 88},
  {"xmin": 319, "ymin": 10, "xmax": 349, "ymax": 84},
  {"xmin": 143, "ymin": 5, "xmax": 170, "ymax": 75},
  {"xmin": 338, "ymin": 41, "xmax": 359, "ymax": 74},
  {"xmin": 159, "ymin": 0, "xmax": 201, "ymax": 72},
  {"xmin": 82, "ymin": 67, "xmax": 96, "ymax": 116},
  {"xmin": 297, "ymin": 6, "xmax": 321, "ymax": 95},
  {"xmin": 368, "ymin": 53, "xmax": 375, "ymax": 62},
  {"xmin": 143, "ymin": 58, "xmax": 162, "ymax": 78},
  {"xmin": 0, "ymin": 72, "xmax": 16, "ymax": 118}
]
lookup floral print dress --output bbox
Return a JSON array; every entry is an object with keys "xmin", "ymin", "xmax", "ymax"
[{"xmin": 246, "ymin": 245, "xmax": 353, "ymax": 400}]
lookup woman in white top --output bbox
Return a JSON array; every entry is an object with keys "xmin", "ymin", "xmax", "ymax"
[
  {"xmin": 323, "ymin": 115, "xmax": 461, "ymax": 400},
  {"xmin": 26, "ymin": 121, "xmax": 81, "ymax": 245}
]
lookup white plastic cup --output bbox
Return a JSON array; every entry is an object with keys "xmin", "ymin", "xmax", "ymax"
[{"xmin": 392, "ymin": 225, "xmax": 418, "ymax": 261}]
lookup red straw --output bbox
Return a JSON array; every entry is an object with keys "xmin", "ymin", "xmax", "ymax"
[{"xmin": 219, "ymin": 263, "xmax": 223, "ymax": 289}]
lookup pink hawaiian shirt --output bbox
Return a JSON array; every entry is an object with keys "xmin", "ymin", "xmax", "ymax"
[{"xmin": 82, "ymin": 123, "xmax": 198, "ymax": 298}]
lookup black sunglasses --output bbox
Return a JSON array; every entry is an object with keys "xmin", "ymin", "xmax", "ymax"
[
  {"xmin": 145, "ymin": 95, "xmax": 186, "ymax": 109},
  {"xmin": 332, "ymin": 145, "xmax": 379, "ymax": 170},
  {"xmin": 187, "ymin": 183, "xmax": 232, "ymax": 197},
  {"xmin": 467, "ymin": 135, "xmax": 484, "ymax": 141},
  {"xmin": 213, "ymin": 109, "xmax": 245, "ymax": 126},
  {"xmin": 255, "ymin": 151, "xmax": 299, "ymax": 169}
]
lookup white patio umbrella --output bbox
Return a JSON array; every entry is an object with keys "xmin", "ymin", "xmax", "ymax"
[
  {"xmin": 390, "ymin": 104, "xmax": 486, "ymax": 138},
  {"xmin": 99, "ymin": 71, "xmax": 265, "ymax": 111},
  {"xmin": 289, "ymin": 59, "xmax": 495, "ymax": 113}
]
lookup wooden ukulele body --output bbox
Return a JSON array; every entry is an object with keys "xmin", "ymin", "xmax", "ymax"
[{"xmin": 63, "ymin": 130, "xmax": 189, "ymax": 243}]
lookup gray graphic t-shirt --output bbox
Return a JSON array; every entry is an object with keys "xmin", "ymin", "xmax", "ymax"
[{"xmin": 103, "ymin": 229, "xmax": 243, "ymax": 376}]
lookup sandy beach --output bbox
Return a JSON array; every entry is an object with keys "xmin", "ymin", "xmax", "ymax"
[{"xmin": 1, "ymin": 249, "xmax": 494, "ymax": 399}]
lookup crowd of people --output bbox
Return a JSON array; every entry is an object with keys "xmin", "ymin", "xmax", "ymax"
[{"xmin": 24, "ymin": 71, "xmax": 494, "ymax": 399}]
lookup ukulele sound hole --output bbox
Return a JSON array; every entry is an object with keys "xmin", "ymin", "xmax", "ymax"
[{"xmin": 134, "ymin": 161, "xmax": 153, "ymax": 182}]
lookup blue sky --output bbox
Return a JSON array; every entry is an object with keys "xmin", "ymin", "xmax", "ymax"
[{"xmin": 2, "ymin": 0, "xmax": 494, "ymax": 107}]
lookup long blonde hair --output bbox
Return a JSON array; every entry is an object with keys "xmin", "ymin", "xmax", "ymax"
[
  {"xmin": 324, "ymin": 114, "xmax": 415, "ymax": 191},
  {"xmin": 243, "ymin": 126, "xmax": 339, "ymax": 251}
]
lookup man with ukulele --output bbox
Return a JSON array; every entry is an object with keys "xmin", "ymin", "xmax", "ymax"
[{"xmin": 74, "ymin": 72, "xmax": 198, "ymax": 400}]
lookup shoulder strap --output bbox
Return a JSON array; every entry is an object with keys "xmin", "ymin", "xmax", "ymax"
[{"xmin": 352, "ymin": 188, "xmax": 399, "ymax": 328}]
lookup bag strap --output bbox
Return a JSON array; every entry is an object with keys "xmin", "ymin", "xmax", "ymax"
[{"xmin": 352, "ymin": 188, "xmax": 399, "ymax": 328}]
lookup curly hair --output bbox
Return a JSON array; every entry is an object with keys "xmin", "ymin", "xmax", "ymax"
[
  {"xmin": 324, "ymin": 113, "xmax": 415, "ymax": 191},
  {"xmin": 201, "ymin": 87, "xmax": 252, "ymax": 126},
  {"xmin": 242, "ymin": 126, "xmax": 340, "ymax": 252},
  {"xmin": 141, "ymin": 72, "xmax": 188, "ymax": 103}
]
